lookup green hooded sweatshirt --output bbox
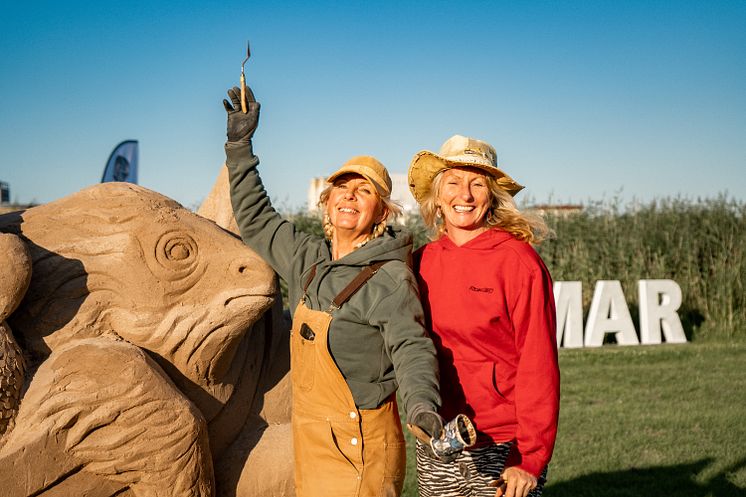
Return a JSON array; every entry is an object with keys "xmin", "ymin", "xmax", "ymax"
[{"xmin": 226, "ymin": 142, "xmax": 440, "ymax": 418}]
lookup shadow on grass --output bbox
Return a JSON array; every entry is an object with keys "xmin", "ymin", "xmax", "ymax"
[{"xmin": 545, "ymin": 458, "xmax": 746, "ymax": 497}]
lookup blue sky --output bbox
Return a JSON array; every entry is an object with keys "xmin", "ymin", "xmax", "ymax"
[{"xmin": 1, "ymin": 1, "xmax": 744, "ymax": 209}]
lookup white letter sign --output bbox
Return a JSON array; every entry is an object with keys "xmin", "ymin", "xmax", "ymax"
[
  {"xmin": 638, "ymin": 279, "xmax": 687, "ymax": 344},
  {"xmin": 584, "ymin": 281, "xmax": 639, "ymax": 347},
  {"xmin": 554, "ymin": 281, "xmax": 584, "ymax": 348}
]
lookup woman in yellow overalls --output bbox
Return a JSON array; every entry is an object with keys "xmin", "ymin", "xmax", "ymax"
[{"xmin": 222, "ymin": 85, "xmax": 444, "ymax": 496}]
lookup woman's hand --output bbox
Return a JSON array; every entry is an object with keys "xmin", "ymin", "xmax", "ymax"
[
  {"xmin": 490, "ymin": 466, "xmax": 538, "ymax": 497},
  {"xmin": 407, "ymin": 403, "xmax": 444, "ymax": 441},
  {"xmin": 223, "ymin": 86, "xmax": 260, "ymax": 144}
]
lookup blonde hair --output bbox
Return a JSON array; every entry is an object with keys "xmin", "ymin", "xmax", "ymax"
[
  {"xmin": 420, "ymin": 168, "xmax": 551, "ymax": 244},
  {"xmin": 317, "ymin": 185, "xmax": 402, "ymax": 246}
]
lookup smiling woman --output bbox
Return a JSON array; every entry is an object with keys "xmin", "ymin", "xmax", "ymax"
[
  {"xmin": 222, "ymin": 84, "xmax": 443, "ymax": 497},
  {"xmin": 408, "ymin": 135, "xmax": 560, "ymax": 497},
  {"xmin": 434, "ymin": 168, "xmax": 492, "ymax": 243},
  {"xmin": 326, "ymin": 175, "xmax": 383, "ymax": 244},
  {"xmin": 317, "ymin": 158, "xmax": 403, "ymax": 260}
]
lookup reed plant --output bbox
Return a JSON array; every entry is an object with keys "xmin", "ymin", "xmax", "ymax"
[{"xmin": 535, "ymin": 195, "xmax": 746, "ymax": 340}]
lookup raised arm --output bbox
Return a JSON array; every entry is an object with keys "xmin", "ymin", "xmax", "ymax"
[{"xmin": 223, "ymin": 86, "xmax": 317, "ymax": 282}]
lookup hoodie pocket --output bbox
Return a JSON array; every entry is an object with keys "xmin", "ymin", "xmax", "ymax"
[{"xmin": 490, "ymin": 362, "xmax": 512, "ymax": 402}]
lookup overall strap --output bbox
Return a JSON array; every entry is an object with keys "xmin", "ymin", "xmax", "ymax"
[
  {"xmin": 329, "ymin": 260, "xmax": 388, "ymax": 312},
  {"xmin": 303, "ymin": 264, "xmax": 318, "ymax": 294}
]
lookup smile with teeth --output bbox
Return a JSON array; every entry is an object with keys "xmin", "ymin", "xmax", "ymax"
[
  {"xmin": 338, "ymin": 207, "xmax": 359, "ymax": 214},
  {"xmin": 452, "ymin": 205, "xmax": 476, "ymax": 213}
]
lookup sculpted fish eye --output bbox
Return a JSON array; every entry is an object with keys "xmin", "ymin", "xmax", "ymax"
[
  {"xmin": 163, "ymin": 237, "xmax": 195, "ymax": 262},
  {"xmin": 155, "ymin": 232, "xmax": 199, "ymax": 272},
  {"xmin": 168, "ymin": 243, "xmax": 190, "ymax": 260}
]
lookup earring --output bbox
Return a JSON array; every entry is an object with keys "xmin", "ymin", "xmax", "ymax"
[{"xmin": 436, "ymin": 206, "xmax": 442, "ymax": 219}]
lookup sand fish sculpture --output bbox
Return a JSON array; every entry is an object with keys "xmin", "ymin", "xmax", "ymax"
[
  {"xmin": 0, "ymin": 234, "xmax": 29, "ymax": 440},
  {"xmin": 0, "ymin": 181, "xmax": 289, "ymax": 497}
]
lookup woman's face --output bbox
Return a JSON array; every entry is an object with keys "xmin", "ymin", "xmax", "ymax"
[
  {"xmin": 326, "ymin": 173, "xmax": 386, "ymax": 238},
  {"xmin": 437, "ymin": 167, "xmax": 492, "ymax": 235}
]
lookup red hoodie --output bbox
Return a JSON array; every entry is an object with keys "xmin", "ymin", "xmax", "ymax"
[{"xmin": 414, "ymin": 228, "xmax": 559, "ymax": 477}]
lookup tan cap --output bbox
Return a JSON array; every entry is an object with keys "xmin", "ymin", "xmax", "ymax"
[
  {"xmin": 408, "ymin": 135, "xmax": 524, "ymax": 203},
  {"xmin": 327, "ymin": 155, "xmax": 392, "ymax": 198}
]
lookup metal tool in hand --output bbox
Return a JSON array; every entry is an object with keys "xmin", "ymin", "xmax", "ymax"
[
  {"xmin": 240, "ymin": 41, "xmax": 251, "ymax": 113},
  {"xmin": 430, "ymin": 414, "xmax": 477, "ymax": 460}
]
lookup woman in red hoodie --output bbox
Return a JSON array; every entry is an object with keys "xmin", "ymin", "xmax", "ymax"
[{"xmin": 408, "ymin": 135, "xmax": 560, "ymax": 497}]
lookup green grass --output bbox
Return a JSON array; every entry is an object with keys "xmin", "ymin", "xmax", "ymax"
[{"xmin": 400, "ymin": 341, "xmax": 746, "ymax": 497}]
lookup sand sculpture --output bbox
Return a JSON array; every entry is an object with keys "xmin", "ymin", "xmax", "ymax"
[{"xmin": 0, "ymin": 169, "xmax": 295, "ymax": 497}]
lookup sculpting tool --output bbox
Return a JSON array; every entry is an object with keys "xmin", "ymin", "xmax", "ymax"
[{"xmin": 240, "ymin": 41, "xmax": 251, "ymax": 113}]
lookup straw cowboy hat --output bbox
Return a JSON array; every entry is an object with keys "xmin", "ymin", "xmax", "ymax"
[
  {"xmin": 408, "ymin": 135, "xmax": 524, "ymax": 203},
  {"xmin": 327, "ymin": 155, "xmax": 392, "ymax": 198}
]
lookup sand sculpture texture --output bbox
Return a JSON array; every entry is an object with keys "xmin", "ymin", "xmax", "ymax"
[{"xmin": 0, "ymin": 166, "xmax": 295, "ymax": 497}]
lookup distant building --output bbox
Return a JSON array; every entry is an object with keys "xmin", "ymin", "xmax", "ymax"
[
  {"xmin": 307, "ymin": 177, "xmax": 326, "ymax": 212},
  {"xmin": 390, "ymin": 174, "xmax": 418, "ymax": 215},
  {"xmin": 0, "ymin": 181, "xmax": 38, "ymax": 214},
  {"xmin": 529, "ymin": 204, "xmax": 583, "ymax": 218},
  {"xmin": 307, "ymin": 173, "xmax": 419, "ymax": 215}
]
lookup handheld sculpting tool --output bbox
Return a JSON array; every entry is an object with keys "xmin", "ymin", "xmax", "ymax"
[{"xmin": 240, "ymin": 41, "xmax": 251, "ymax": 113}]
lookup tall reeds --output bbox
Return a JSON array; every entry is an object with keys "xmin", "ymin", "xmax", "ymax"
[{"xmin": 535, "ymin": 195, "xmax": 746, "ymax": 340}]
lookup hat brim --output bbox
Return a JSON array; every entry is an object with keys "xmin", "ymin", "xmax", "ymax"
[
  {"xmin": 407, "ymin": 151, "xmax": 524, "ymax": 203},
  {"xmin": 327, "ymin": 165, "xmax": 390, "ymax": 198}
]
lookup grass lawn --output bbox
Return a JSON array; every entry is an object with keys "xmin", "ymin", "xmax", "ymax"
[{"xmin": 400, "ymin": 341, "xmax": 746, "ymax": 497}]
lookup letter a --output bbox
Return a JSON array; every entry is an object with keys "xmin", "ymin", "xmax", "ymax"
[{"xmin": 585, "ymin": 281, "xmax": 639, "ymax": 347}]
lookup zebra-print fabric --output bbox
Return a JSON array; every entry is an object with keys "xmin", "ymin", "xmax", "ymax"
[{"xmin": 415, "ymin": 440, "xmax": 547, "ymax": 497}]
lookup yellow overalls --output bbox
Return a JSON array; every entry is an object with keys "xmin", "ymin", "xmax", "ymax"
[{"xmin": 290, "ymin": 263, "xmax": 406, "ymax": 497}]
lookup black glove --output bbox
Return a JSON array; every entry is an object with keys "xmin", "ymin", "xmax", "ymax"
[
  {"xmin": 223, "ymin": 85, "xmax": 260, "ymax": 144},
  {"xmin": 407, "ymin": 403, "xmax": 444, "ymax": 442}
]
